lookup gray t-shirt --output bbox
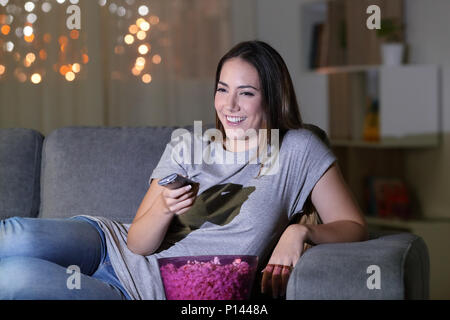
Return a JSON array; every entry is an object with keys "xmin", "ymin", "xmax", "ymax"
[{"xmin": 79, "ymin": 128, "xmax": 337, "ymax": 300}]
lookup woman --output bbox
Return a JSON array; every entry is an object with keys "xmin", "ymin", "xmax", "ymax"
[{"xmin": 0, "ymin": 40, "xmax": 367, "ymax": 300}]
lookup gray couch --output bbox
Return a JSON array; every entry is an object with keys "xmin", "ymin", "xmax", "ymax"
[{"xmin": 0, "ymin": 126, "xmax": 430, "ymax": 300}]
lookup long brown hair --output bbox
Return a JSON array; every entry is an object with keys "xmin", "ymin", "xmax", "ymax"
[{"xmin": 214, "ymin": 40, "xmax": 304, "ymax": 146}]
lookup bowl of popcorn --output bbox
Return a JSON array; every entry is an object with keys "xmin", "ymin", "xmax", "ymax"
[{"xmin": 157, "ymin": 255, "xmax": 258, "ymax": 300}]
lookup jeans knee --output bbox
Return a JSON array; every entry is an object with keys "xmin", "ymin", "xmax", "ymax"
[
  {"xmin": 0, "ymin": 217, "xmax": 37, "ymax": 257},
  {"xmin": 0, "ymin": 256, "xmax": 40, "ymax": 299}
]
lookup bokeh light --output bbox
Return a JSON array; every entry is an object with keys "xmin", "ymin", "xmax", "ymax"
[
  {"xmin": 72, "ymin": 63, "xmax": 81, "ymax": 73},
  {"xmin": 138, "ymin": 44, "xmax": 149, "ymax": 55},
  {"xmin": 1, "ymin": 24, "xmax": 10, "ymax": 35},
  {"xmin": 1, "ymin": 0, "xmax": 160, "ymax": 84},
  {"xmin": 136, "ymin": 30, "xmax": 146, "ymax": 40},
  {"xmin": 138, "ymin": 5, "xmax": 149, "ymax": 16},
  {"xmin": 142, "ymin": 73, "xmax": 152, "ymax": 83},
  {"xmin": 152, "ymin": 54, "xmax": 162, "ymax": 64},
  {"xmin": 31, "ymin": 73, "xmax": 42, "ymax": 84},
  {"xmin": 24, "ymin": 2, "xmax": 35, "ymax": 13},
  {"xmin": 129, "ymin": 24, "xmax": 138, "ymax": 34},
  {"xmin": 23, "ymin": 25, "xmax": 33, "ymax": 37},
  {"xmin": 124, "ymin": 34, "xmax": 134, "ymax": 45},
  {"xmin": 70, "ymin": 30, "xmax": 79, "ymax": 40},
  {"xmin": 65, "ymin": 71, "xmax": 75, "ymax": 81}
]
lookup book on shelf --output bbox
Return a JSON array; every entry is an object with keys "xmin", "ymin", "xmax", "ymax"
[
  {"xmin": 309, "ymin": 23, "xmax": 324, "ymax": 69},
  {"xmin": 318, "ymin": 22, "xmax": 329, "ymax": 68},
  {"xmin": 365, "ymin": 176, "xmax": 412, "ymax": 220},
  {"xmin": 308, "ymin": 22, "xmax": 329, "ymax": 69}
]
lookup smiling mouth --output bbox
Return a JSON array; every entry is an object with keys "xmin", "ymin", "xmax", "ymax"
[{"xmin": 225, "ymin": 115, "xmax": 247, "ymax": 124}]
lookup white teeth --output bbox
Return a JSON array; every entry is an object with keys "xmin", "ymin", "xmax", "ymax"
[{"xmin": 226, "ymin": 116, "xmax": 246, "ymax": 123}]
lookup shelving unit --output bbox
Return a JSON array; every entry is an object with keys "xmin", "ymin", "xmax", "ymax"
[
  {"xmin": 299, "ymin": 0, "xmax": 446, "ymax": 299},
  {"xmin": 299, "ymin": 65, "xmax": 440, "ymax": 146},
  {"xmin": 300, "ymin": 0, "xmax": 404, "ymax": 71},
  {"xmin": 298, "ymin": 0, "xmax": 441, "ymax": 215}
]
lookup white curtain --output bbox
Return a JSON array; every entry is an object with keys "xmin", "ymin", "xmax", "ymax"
[{"xmin": 0, "ymin": 0, "xmax": 232, "ymax": 135}]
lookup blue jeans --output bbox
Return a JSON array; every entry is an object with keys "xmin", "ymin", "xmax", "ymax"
[{"xmin": 0, "ymin": 216, "xmax": 131, "ymax": 300}]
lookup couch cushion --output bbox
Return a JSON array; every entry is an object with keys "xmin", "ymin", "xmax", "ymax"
[
  {"xmin": 39, "ymin": 125, "xmax": 212, "ymax": 223},
  {"xmin": 0, "ymin": 128, "xmax": 44, "ymax": 219}
]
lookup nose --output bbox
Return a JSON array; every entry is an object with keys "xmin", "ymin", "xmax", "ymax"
[{"xmin": 224, "ymin": 92, "xmax": 239, "ymax": 112}]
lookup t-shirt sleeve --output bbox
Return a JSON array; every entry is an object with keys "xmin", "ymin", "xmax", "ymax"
[
  {"xmin": 289, "ymin": 131, "xmax": 337, "ymax": 218},
  {"xmin": 148, "ymin": 133, "xmax": 190, "ymax": 187}
]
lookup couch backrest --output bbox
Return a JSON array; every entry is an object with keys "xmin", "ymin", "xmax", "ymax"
[
  {"xmin": 0, "ymin": 128, "xmax": 43, "ymax": 219},
  {"xmin": 4, "ymin": 124, "xmax": 326, "ymax": 224},
  {"xmin": 38, "ymin": 125, "xmax": 211, "ymax": 223}
]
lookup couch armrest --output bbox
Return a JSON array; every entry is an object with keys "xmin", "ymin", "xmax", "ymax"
[
  {"xmin": 286, "ymin": 233, "xmax": 429, "ymax": 300},
  {"xmin": 0, "ymin": 128, "xmax": 44, "ymax": 219}
]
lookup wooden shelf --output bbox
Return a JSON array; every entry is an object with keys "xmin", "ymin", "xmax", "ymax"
[
  {"xmin": 331, "ymin": 136, "xmax": 439, "ymax": 148},
  {"xmin": 305, "ymin": 64, "xmax": 440, "ymax": 75},
  {"xmin": 310, "ymin": 64, "xmax": 381, "ymax": 75},
  {"xmin": 366, "ymin": 216, "xmax": 421, "ymax": 229},
  {"xmin": 367, "ymin": 216, "xmax": 450, "ymax": 225}
]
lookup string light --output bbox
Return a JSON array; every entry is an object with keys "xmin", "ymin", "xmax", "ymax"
[
  {"xmin": 141, "ymin": 73, "xmax": 151, "ymax": 83},
  {"xmin": 72, "ymin": 63, "xmax": 81, "ymax": 73},
  {"xmin": 136, "ymin": 30, "xmax": 146, "ymax": 40},
  {"xmin": 138, "ymin": 5, "xmax": 149, "ymax": 17},
  {"xmin": 124, "ymin": 34, "xmax": 134, "ymax": 45},
  {"xmin": 24, "ymin": 2, "xmax": 35, "ymax": 13},
  {"xmin": 65, "ymin": 71, "xmax": 75, "ymax": 81},
  {"xmin": 1, "ymin": 24, "xmax": 10, "ymax": 35},
  {"xmin": 152, "ymin": 54, "xmax": 161, "ymax": 64},
  {"xmin": 23, "ymin": 26, "xmax": 33, "ymax": 37},
  {"xmin": 138, "ymin": 44, "xmax": 148, "ymax": 55},
  {"xmin": 0, "ymin": 1, "xmax": 161, "ymax": 84},
  {"xmin": 31, "ymin": 73, "xmax": 41, "ymax": 84},
  {"xmin": 97, "ymin": 1, "xmax": 164, "ymax": 84}
]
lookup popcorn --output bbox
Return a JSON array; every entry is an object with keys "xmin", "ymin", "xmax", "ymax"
[{"xmin": 159, "ymin": 256, "xmax": 255, "ymax": 300}]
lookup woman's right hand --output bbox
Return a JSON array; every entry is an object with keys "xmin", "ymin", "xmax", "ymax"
[{"xmin": 160, "ymin": 183, "xmax": 199, "ymax": 216}]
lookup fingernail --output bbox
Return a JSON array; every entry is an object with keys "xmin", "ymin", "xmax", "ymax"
[{"xmin": 186, "ymin": 185, "xmax": 192, "ymax": 190}]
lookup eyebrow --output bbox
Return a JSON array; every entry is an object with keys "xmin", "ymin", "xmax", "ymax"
[{"xmin": 218, "ymin": 81, "xmax": 259, "ymax": 91}]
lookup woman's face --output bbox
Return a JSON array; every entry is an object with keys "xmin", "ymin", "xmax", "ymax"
[{"xmin": 215, "ymin": 57, "xmax": 265, "ymax": 145}]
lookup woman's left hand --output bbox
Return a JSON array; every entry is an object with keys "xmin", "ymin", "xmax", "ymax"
[{"xmin": 261, "ymin": 223, "xmax": 309, "ymax": 298}]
